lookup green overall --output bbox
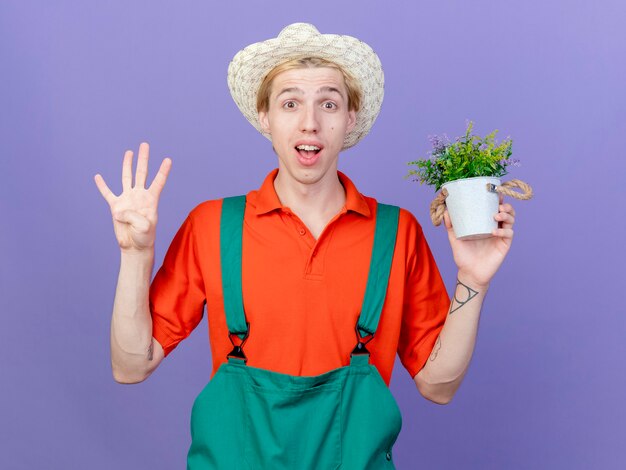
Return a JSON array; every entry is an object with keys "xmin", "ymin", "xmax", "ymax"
[{"xmin": 187, "ymin": 196, "xmax": 403, "ymax": 469}]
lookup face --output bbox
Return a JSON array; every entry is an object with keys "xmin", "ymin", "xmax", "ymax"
[{"xmin": 258, "ymin": 67, "xmax": 356, "ymax": 188}]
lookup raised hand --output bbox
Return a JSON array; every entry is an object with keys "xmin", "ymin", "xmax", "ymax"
[{"xmin": 94, "ymin": 142, "xmax": 172, "ymax": 253}]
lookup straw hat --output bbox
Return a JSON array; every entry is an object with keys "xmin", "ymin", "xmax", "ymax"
[{"xmin": 227, "ymin": 23, "xmax": 384, "ymax": 149}]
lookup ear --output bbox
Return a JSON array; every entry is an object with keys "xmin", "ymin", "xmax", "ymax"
[
  {"xmin": 258, "ymin": 111, "xmax": 271, "ymax": 134},
  {"xmin": 346, "ymin": 110, "xmax": 357, "ymax": 133}
]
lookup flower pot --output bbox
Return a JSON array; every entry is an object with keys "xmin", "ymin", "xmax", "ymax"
[{"xmin": 441, "ymin": 176, "xmax": 501, "ymax": 240}]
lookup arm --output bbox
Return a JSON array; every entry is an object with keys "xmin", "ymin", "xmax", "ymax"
[
  {"xmin": 109, "ymin": 250, "xmax": 164, "ymax": 383},
  {"xmin": 414, "ymin": 198, "xmax": 516, "ymax": 404},
  {"xmin": 414, "ymin": 274, "xmax": 488, "ymax": 404},
  {"xmin": 95, "ymin": 142, "xmax": 172, "ymax": 383}
]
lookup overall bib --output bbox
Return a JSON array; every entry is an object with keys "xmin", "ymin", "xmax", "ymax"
[{"xmin": 187, "ymin": 196, "xmax": 403, "ymax": 469}]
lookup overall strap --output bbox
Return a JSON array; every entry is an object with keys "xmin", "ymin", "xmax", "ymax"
[
  {"xmin": 220, "ymin": 196, "xmax": 400, "ymax": 358},
  {"xmin": 356, "ymin": 202, "xmax": 400, "ymax": 339},
  {"xmin": 220, "ymin": 195, "xmax": 248, "ymax": 340}
]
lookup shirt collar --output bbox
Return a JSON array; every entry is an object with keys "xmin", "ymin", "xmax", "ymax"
[{"xmin": 251, "ymin": 168, "xmax": 371, "ymax": 217}]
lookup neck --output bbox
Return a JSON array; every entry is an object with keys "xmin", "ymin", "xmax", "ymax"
[{"xmin": 273, "ymin": 170, "xmax": 346, "ymax": 221}]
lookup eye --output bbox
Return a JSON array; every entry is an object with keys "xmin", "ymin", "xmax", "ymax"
[
  {"xmin": 283, "ymin": 100, "xmax": 297, "ymax": 109},
  {"xmin": 322, "ymin": 101, "xmax": 337, "ymax": 110}
]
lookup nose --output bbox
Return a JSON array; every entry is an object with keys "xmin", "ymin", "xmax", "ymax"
[{"xmin": 300, "ymin": 104, "xmax": 319, "ymax": 133}]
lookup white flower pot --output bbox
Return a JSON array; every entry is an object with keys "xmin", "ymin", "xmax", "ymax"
[{"xmin": 441, "ymin": 176, "xmax": 501, "ymax": 240}]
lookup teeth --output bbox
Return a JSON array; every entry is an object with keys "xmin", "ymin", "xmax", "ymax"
[{"xmin": 296, "ymin": 145, "xmax": 320, "ymax": 151}]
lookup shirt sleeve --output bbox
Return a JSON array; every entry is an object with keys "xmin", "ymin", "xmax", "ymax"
[
  {"xmin": 149, "ymin": 213, "xmax": 206, "ymax": 357},
  {"xmin": 397, "ymin": 213, "xmax": 451, "ymax": 379}
]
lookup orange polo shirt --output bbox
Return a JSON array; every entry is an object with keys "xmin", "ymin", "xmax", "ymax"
[{"xmin": 149, "ymin": 169, "xmax": 450, "ymax": 386}]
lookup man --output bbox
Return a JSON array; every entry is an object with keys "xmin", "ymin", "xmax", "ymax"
[{"xmin": 95, "ymin": 23, "xmax": 516, "ymax": 468}]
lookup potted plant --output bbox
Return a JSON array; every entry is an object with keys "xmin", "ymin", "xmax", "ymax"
[{"xmin": 406, "ymin": 120, "xmax": 533, "ymax": 240}]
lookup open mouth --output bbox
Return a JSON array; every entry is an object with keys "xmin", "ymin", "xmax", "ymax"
[{"xmin": 295, "ymin": 144, "xmax": 322, "ymax": 159}]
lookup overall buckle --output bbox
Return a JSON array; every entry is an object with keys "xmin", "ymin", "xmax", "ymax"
[
  {"xmin": 351, "ymin": 324, "xmax": 374, "ymax": 356},
  {"xmin": 227, "ymin": 322, "xmax": 250, "ymax": 363}
]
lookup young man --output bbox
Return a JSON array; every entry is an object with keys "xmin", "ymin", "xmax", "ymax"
[{"xmin": 95, "ymin": 23, "xmax": 516, "ymax": 468}]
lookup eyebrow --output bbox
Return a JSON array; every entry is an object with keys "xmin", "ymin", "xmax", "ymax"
[
  {"xmin": 276, "ymin": 87, "xmax": 304, "ymax": 98},
  {"xmin": 318, "ymin": 86, "xmax": 345, "ymax": 99},
  {"xmin": 275, "ymin": 86, "xmax": 345, "ymax": 100}
]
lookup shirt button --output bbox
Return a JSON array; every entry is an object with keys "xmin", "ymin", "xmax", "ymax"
[
  {"xmin": 298, "ymin": 228, "xmax": 306, "ymax": 235},
  {"xmin": 385, "ymin": 452, "xmax": 392, "ymax": 461}
]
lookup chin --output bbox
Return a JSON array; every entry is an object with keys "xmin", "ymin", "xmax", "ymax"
[{"xmin": 293, "ymin": 169, "xmax": 324, "ymax": 184}]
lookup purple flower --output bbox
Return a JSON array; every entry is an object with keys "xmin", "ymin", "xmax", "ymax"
[
  {"xmin": 428, "ymin": 133, "xmax": 450, "ymax": 153},
  {"xmin": 498, "ymin": 158, "xmax": 521, "ymax": 168}
]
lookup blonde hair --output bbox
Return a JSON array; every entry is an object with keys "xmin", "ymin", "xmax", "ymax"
[{"xmin": 256, "ymin": 57, "xmax": 362, "ymax": 113}]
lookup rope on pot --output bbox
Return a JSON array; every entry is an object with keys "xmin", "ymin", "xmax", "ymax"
[
  {"xmin": 488, "ymin": 179, "xmax": 534, "ymax": 200},
  {"xmin": 429, "ymin": 179, "xmax": 533, "ymax": 226},
  {"xmin": 429, "ymin": 188, "xmax": 449, "ymax": 227}
]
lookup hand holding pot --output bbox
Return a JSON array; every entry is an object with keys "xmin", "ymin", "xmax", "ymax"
[{"xmin": 442, "ymin": 193, "xmax": 515, "ymax": 288}]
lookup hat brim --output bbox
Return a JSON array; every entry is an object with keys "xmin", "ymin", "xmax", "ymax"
[{"xmin": 227, "ymin": 23, "xmax": 384, "ymax": 150}]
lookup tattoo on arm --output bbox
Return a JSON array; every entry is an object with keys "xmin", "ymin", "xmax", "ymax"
[
  {"xmin": 449, "ymin": 278, "xmax": 479, "ymax": 314},
  {"xmin": 426, "ymin": 280, "xmax": 479, "ymax": 365},
  {"xmin": 429, "ymin": 336, "xmax": 441, "ymax": 362},
  {"xmin": 147, "ymin": 340, "xmax": 154, "ymax": 361}
]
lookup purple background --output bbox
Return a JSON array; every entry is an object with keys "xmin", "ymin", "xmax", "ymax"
[{"xmin": 2, "ymin": 1, "xmax": 625, "ymax": 468}]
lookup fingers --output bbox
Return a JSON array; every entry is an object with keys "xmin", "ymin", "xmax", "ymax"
[
  {"xmin": 94, "ymin": 174, "xmax": 116, "ymax": 205},
  {"xmin": 108, "ymin": 143, "xmax": 164, "ymax": 197},
  {"xmin": 122, "ymin": 150, "xmax": 133, "ymax": 191},
  {"xmin": 492, "ymin": 227, "xmax": 514, "ymax": 239},
  {"xmin": 501, "ymin": 202, "xmax": 515, "ymax": 217},
  {"xmin": 494, "ymin": 203, "xmax": 516, "ymax": 229},
  {"xmin": 135, "ymin": 142, "xmax": 150, "ymax": 189},
  {"xmin": 148, "ymin": 157, "xmax": 172, "ymax": 198},
  {"xmin": 494, "ymin": 211, "xmax": 515, "ymax": 229}
]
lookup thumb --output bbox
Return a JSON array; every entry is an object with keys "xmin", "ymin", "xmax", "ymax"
[{"xmin": 112, "ymin": 210, "xmax": 151, "ymax": 233}]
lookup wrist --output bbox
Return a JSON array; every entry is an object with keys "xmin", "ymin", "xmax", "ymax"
[
  {"xmin": 120, "ymin": 249, "xmax": 155, "ymax": 272},
  {"xmin": 120, "ymin": 246, "xmax": 154, "ymax": 259},
  {"xmin": 456, "ymin": 271, "xmax": 490, "ymax": 291}
]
